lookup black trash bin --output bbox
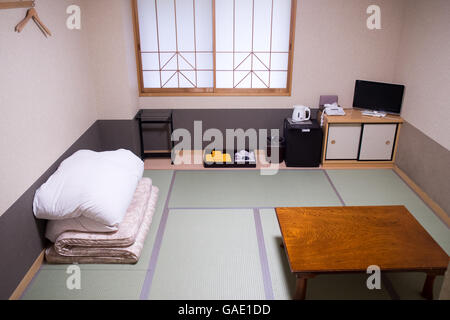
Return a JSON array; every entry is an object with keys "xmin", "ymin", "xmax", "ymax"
[{"xmin": 266, "ymin": 136, "xmax": 285, "ymax": 164}]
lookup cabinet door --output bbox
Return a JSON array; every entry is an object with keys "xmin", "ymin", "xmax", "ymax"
[
  {"xmin": 359, "ymin": 124, "xmax": 397, "ymax": 160},
  {"xmin": 326, "ymin": 124, "xmax": 362, "ymax": 160}
]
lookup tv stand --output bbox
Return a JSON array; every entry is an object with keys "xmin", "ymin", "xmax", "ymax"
[{"xmin": 320, "ymin": 109, "xmax": 403, "ymax": 168}]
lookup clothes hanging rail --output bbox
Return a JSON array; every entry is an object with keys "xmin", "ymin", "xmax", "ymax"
[{"xmin": 0, "ymin": 1, "xmax": 35, "ymax": 10}]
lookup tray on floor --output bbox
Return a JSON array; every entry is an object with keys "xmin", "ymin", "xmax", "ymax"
[{"xmin": 203, "ymin": 150, "xmax": 257, "ymax": 168}]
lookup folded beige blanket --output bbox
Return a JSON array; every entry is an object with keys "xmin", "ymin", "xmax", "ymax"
[{"xmin": 45, "ymin": 180, "xmax": 158, "ymax": 264}]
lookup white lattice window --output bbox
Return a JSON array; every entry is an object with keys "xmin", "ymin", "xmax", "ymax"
[{"xmin": 133, "ymin": 0, "xmax": 296, "ymax": 95}]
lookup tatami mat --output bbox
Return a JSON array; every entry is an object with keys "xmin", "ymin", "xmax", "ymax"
[
  {"xmin": 147, "ymin": 209, "xmax": 266, "ymax": 300},
  {"xmin": 326, "ymin": 169, "xmax": 450, "ymax": 254},
  {"xmin": 326, "ymin": 169, "xmax": 449, "ymax": 298},
  {"xmin": 385, "ymin": 272, "xmax": 444, "ymax": 300},
  {"xmin": 305, "ymin": 273, "xmax": 392, "ymax": 300},
  {"xmin": 259, "ymin": 208, "xmax": 392, "ymax": 300},
  {"xmin": 169, "ymin": 170, "xmax": 342, "ymax": 208},
  {"xmin": 22, "ymin": 268, "xmax": 147, "ymax": 300},
  {"xmin": 259, "ymin": 208, "xmax": 296, "ymax": 300},
  {"xmin": 21, "ymin": 168, "xmax": 448, "ymax": 300}
]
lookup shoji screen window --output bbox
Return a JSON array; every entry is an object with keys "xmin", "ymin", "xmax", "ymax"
[
  {"xmin": 135, "ymin": 0, "xmax": 214, "ymax": 94},
  {"xmin": 215, "ymin": 0, "xmax": 294, "ymax": 93},
  {"xmin": 133, "ymin": 0, "xmax": 296, "ymax": 96}
]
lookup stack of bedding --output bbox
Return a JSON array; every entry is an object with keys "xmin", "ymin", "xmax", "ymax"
[{"xmin": 33, "ymin": 149, "xmax": 158, "ymax": 264}]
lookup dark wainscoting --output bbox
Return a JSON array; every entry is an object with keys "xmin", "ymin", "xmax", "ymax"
[
  {"xmin": 396, "ymin": 121, "xmax": 450, "ymax": 216},
  {"xmin": 97, "ymin": 120, "xmax": 141, "ymax": 156},
  {"xmin": 140, "ymin": 108, "xmax": 319, "ymax": 150},
  {"xmin": 0, "ymin": 121, "xmax": 102, "ymax": 299}
]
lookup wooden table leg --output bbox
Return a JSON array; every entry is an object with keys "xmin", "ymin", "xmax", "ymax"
[
  {"xmin": 421, "ymin": 274, "xmax": 436, "ymax": 300},
  {"xmin": 294, "ymin": 276, "xmax": 308, "ymax": 300}
]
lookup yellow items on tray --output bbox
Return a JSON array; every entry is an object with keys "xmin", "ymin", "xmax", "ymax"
[{"xmin": 205, "ymin": 150, "xmax": 232, "ymax": 163}]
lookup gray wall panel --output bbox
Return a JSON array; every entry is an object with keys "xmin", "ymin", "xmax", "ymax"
[
  {"xmin": 0, "ymin": 122, "xmax": 102, "ymax": 299},
  {"xmin": 141, "ymin": 108, "xmax": 319, "ymax": 149},
  {"xmin": 98, "ymin": 120, "xmax": 141, "ymax": 156},
  {"xmin": 396, "ymin": 121, "xmax": 450, "ymax": 215}
]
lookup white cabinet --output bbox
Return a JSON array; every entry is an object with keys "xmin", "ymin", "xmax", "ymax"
[
  {"xmin": 359, "ymin": 124, "xmax": 397, "ymax": 160},
  {"xmin": 321, "ymin": 109, "xmax": 403, "ymax": 168},
  {"xmin": 326, "ymin": 124, "xmax": 362, "ymax": 160}
]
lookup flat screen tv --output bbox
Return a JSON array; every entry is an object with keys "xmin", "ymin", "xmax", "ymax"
[{"xmin": 353, "ymin": 80, "xmax": 405, "ymax": 114}]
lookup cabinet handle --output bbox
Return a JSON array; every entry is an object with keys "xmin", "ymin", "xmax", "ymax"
[
  {"xmin": 385, "ymin": 140, "xmax": 391, "ymax": 145},
  {"xmin": 331, "ymin": 140, "xmax": 336, "ymax": 145}
]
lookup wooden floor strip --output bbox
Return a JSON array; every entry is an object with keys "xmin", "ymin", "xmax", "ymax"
[
  {"xmin": 393, "ymin": 166, "xmax": 450, "ymax": 228},
  {"xmin": 9, "ymin": 250, "xmax": 45, "ymax": 300}
]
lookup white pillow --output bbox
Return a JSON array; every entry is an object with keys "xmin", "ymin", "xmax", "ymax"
[{"xmin": 33, "ymin": 149, "xmax": 144, "ymax": 227}]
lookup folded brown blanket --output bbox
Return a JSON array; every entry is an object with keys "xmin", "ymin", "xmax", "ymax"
[{"xmin": 45, "ymin": 181, "xmax": 158, "ymax": 264}]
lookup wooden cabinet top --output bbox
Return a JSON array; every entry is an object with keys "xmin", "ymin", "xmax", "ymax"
[{"xmin": 324, "ymin": 108, "xmax": 404, "ymax": 124}]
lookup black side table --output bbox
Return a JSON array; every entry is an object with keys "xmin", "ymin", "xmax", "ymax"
[{"xmin": 136, "ymin": 110, "xmax": 174, "ymax": 162}]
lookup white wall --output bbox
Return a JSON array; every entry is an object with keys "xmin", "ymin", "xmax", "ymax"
[
  {"xmin": 84, "ymin": 0, "xmax": 138, "ymax": 120},
  {"xmin": 85, "ymin": 0, "xmax": 406, "ymax": 114},
  {"xmin": 0, "ymin": 0, "xmax": 97, "ymax": 216},
  {"xmin": 394, "ymin": 0, "xmax": 450, "ymax": 150},
  {"xmin": 4, "ymin": 0, "xmax": 447, "ymax": 216}
]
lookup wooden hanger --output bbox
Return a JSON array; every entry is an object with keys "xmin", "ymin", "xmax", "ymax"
[{"xmin": 15, "ymin": 7, "xmax": 51, "ymax": 37}]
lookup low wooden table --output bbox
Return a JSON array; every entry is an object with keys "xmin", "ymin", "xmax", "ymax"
[{"xmin": 276, "ymin": 206, "xmax": 449, "ymax": 300}]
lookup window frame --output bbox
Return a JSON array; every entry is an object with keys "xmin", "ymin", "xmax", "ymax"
[{"xmin": 132, "ymin": 0, "xmax": 297, "ymax": 96}]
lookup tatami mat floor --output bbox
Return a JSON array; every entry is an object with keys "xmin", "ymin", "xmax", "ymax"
[{"xmin": 22, "ymin": 169, "xmax": 449, "ymax": 300}]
